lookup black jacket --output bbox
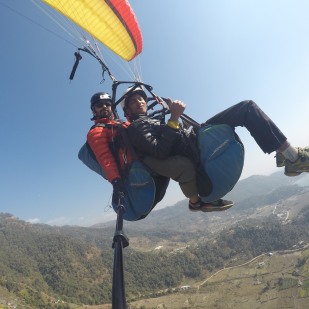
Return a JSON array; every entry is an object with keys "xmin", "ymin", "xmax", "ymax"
[{"xmin": 127, "ymin": 115, "xmax": 198, "ymax": 161}]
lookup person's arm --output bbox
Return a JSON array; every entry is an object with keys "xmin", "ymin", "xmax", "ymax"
[
  {"xmin": 167, "ymin": 98, "xmax": 186, "ymax": 128},
  {"xmin": 127, "ymin": 99, "xmax": 186, "ymax": 159},
  {"xmin": 87, "ymin": 126, "xmax": 121, "ymax": 183},
  {"xmin": 126, "ymin": 118, "xmax": 179, "ymax": 159}
]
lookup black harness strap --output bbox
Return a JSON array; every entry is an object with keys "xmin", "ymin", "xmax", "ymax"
[{"xmin": 117, "ymin": 124, "xmax": 138, "ymax": 161}]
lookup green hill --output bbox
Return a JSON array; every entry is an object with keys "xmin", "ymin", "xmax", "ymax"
[
  {"xmin": 1, "ymin": 204, "xmax": 308, "ymax": 307},
  {"xmin": 0, "ymin": 173, "xmax": 309, "ymax": 307}
]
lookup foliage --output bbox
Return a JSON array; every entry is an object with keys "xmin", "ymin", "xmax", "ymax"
[
  {"xmin": 278, "ymin": 278, "xmax": 298, "ymax": 290},
  {"xmin": 0, "ymin": 190, "xmax": 308, "ymax": 305}
]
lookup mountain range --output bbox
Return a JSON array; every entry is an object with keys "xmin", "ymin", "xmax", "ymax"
[{"xmin": 0, "ymin": 172, "xmax": 309, "ymax": 308}]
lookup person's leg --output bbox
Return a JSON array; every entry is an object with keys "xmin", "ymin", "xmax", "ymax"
[
  {"xmin": 205, "ymin": 100, "xmax": 309, "ymax": 175},
  {"xmin": 143, "ymin": 155, "xmax": 199, "ymax": 202},
  {"xmin": 204, "ymin": 100, "xmax": 287, "ymax": 154},
  {"xmin": 143, "ymin": 155, "xmax": 233, "ymax": 212}
]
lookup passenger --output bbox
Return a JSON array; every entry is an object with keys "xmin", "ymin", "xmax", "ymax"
[{"xmin": 121, "ymin": 86, "xmax": 309, "ymax": 212}]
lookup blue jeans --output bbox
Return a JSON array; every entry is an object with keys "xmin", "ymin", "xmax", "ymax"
[{"xmin": 204, "ymin": 100, "xmax": 287, "ymax": 154}]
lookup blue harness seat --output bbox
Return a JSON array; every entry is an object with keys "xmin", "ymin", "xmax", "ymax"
[
  {"xmin": 78, "ymin": 144, "xmax": 157, "ymax": 221},
  {"xmin": 197, "ymin": 124, "xmax": 245, "ymax": 202}
]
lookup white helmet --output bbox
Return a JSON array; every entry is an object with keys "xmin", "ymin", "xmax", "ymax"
[{"xmin": 120, "ymin": 85, "xmax": 147, "ymax": 110}]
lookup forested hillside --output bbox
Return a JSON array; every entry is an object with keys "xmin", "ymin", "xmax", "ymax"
[
  {"xmin": 1, "ymin": 204, "xmax": 308, "ymax": 307},
  {"xmin": 1, "ymin": 173, "xmax": 309, "ymax": 307}
]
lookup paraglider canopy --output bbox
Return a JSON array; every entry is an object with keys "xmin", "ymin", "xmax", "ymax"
[{"xmin": 42, "ymin": 0, "xmax": 143, "ymax": 61}]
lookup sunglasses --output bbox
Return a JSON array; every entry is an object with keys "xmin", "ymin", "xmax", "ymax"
[{"xmin": 94, "ymin": 101, "xmax": 112, "ymax": 108}]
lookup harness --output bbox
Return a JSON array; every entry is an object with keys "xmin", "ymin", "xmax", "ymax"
[{"xmin": 79, "ymin": 121, "xmax": 169, "ymax": 221}]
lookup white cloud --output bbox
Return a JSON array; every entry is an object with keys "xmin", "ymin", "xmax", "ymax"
[
  {"xmin": 26, "ymin": 218, "xmax": 40, "ymax": 224},
  {"xmin": 46, "ymin": 216, "xmax": 71, "ymax": 226}
]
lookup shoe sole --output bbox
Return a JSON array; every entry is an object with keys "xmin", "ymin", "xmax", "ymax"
[
  {"xmin": 285, "ymin": 167, "xmax": 309, "ymax": 176},
  {"xmin": 189, "ymin": 204, "xmax": 233, "ymax": 212},
  {"xmin": 285, "ymin": 171, "xmax": 301, "ymax": 176}
]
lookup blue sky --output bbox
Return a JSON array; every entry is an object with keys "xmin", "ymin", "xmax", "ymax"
[{"xmin": 1, "ymin": 0, "xmax": 308, "ymax": 226}]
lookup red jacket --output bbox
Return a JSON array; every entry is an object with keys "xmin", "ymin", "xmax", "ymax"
[{"xmin": 87, "ymin": 117, "xmax": 131, "ymax": 183}]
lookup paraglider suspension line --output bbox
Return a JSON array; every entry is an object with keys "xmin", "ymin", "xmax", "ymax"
[{"xmin": 69, "ymin": 47, "xmax": 117, "ymax": 83}]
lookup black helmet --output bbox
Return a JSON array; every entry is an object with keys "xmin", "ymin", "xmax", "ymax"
[{"xmin": 90, "ymin": 92, "xmax": 112, "ymax": 110}]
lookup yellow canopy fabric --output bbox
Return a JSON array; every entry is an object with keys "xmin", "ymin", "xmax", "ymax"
[{"xmin": 42, "ymin": 0, "xmax": 142, "ymax": 61}]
